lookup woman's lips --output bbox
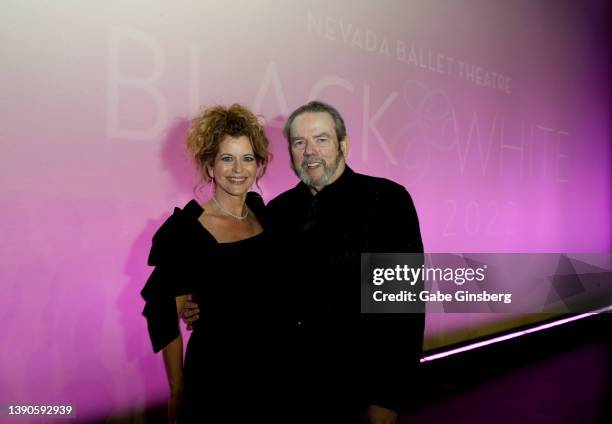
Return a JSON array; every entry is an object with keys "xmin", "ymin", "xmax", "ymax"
[{"xmin": 227, "ymin": 177, "xmax": 247, "ymax": 184}]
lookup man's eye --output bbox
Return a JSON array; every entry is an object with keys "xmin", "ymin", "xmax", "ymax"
[
  {"xmin": 293, "ymin": 140, "xmax": 304, "ymax": 147},
  {"xmin": 317, "ymin": 138, "xmax": 328, "ymax": 143}
]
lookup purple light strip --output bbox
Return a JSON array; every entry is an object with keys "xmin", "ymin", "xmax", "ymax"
[{"xmin": 420, "ymin": 305, "xmax": 612, "ymax": 363}]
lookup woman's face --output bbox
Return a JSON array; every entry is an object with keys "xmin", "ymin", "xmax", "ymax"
[{"xmin": 208, "ymin": 135, "xmax": 257, "ymax": 197}]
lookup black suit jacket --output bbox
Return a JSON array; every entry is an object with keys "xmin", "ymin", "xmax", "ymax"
[{"xmin": 267, "ymin": 166, "xmax": 425, "ymax": 411}]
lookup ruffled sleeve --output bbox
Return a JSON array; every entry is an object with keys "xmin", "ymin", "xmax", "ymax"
[{"xmin": 140, "ymin": 205, "xmax": 197, "ymax": 353}]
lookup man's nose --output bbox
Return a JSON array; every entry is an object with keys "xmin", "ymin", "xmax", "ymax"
[{"xmin": 304, "ymin": 139, "xmax": 317, "ymax": 155}]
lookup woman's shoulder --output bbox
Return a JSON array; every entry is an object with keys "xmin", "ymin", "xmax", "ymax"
[
  {"xmin": 246, "ymin": 191, "xmax": 265, "ymax": 207},
  {"xmin": 148, "ymin": 199, "xmax": 207, "ymax": 266},
  {"xmin": 153, "ymin": 199, "xmax": 201, "ymax": 238},
  {"xmin": 246, "ymin": 191, "xmax": 266, "ymax": 220}
]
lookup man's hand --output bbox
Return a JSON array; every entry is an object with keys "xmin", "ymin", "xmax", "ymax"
[
  {"xmin": 363, "ymin": 404, "xmax": 398, "ymax": 424},
  {"xmin": 181, "ymin": 294, "xmax": 200, "ymax": 331}
]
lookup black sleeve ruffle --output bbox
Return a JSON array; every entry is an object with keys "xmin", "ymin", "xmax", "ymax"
[{"xmin": 140, "ymin": 207, "xmax": 193, "ymax": 353}]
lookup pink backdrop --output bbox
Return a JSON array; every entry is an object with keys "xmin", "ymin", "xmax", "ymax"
[{"xmin": 1, "ymin": 0, "xmax": 610, "ymax": 421}]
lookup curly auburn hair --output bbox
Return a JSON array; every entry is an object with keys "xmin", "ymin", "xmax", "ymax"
[{"xmin": 186, "ymin": 104, "xmax": 271, "ymax": 184}]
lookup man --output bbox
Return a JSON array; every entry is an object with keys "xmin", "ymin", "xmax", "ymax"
[{"xmin": 185, "ymin": 101, "xmax": 424, "ymax": 423}]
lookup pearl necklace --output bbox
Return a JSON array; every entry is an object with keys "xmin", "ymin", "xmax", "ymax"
[{"xmin": 212, "ymin": 196, "xmax": 249, "ymax": 220}]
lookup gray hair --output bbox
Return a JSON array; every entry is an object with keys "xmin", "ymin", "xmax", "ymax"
[{"xmin": 283, "ymin": 100, "xmax": 347, "ymax": 143}]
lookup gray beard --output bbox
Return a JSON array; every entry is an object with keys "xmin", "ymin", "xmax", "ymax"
[{"xmin": 295, "ymin": 154, "xmax": 342, "ymax": 190}]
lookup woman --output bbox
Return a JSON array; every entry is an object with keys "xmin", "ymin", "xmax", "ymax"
[{"xmin": 141, "ymin": 104, "xmax": 272, "ymax": 423}]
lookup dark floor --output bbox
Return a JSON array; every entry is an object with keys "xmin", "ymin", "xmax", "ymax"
[
  {"xmin": 401, "ymin": 313, "xmax": 611, "ymax": 424},
  {"xmin": 99, "ymin": 314, "xmax": 610, "ymax": 423}
]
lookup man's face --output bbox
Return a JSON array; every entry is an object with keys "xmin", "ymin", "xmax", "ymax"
[{"xmin": 288, "ymin": 112, "xmax": 347, "ymax": 193}]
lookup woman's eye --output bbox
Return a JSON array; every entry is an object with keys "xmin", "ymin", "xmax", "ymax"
[
  {"xmin": 221, "ymin": 156, "xmax": 233, "ymax": 162},
  {"xmin": 244, "ymin": 156, "xmax": 255, "ymax": 162}
]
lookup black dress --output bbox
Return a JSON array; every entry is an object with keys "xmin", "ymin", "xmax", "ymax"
[{"xmin": 141, "ymin": 192, "xmax": 280, "ymax": 422}]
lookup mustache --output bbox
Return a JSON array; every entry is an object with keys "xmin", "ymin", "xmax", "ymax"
[{"xmin": 301, "ymin": 156, "xmax": 327, "ymax": 168}]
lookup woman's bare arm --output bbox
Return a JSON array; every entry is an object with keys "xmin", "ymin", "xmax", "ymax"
[{"xmin": 161, "ymin": 295, "xmax": 189, "ymax": 422}]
